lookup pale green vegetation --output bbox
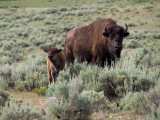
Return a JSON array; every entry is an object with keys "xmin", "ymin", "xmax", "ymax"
[
  {"xmin": 1, "ymin": 99, "xmax": 44, "ymax": 120},
  {"xmin": 0, "ymin": 0, "xmax": 160, "ymax": 119}
]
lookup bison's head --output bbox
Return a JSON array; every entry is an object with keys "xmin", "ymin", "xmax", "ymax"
[
  {"xmin": 103, "ymin": 23, "xmax": 129, "ymax": 59},
  {"xmin": 44, "ymin": 47, "xmax": 62, "ymax": 63}
]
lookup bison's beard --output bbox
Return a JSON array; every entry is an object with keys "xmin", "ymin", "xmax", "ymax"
[
  {"xmin": 115, "ymin": 50, "xmax": 121, "ymax": 59},
  {"xmin": 110, "ymin": 53, "xmax": 117, "ymax": 62},
  {"xmin": 108, "ymin": 51, "xmax": 121, "ymax": 66}
]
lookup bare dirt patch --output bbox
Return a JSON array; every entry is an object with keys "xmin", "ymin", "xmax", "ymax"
[
  {"xmin": 91, "ymin": 111, "xmax": 145, "ymax": 120},
  {"xmin": 9, "ymin": 90, "xmax": 45, "ymax": 110}
]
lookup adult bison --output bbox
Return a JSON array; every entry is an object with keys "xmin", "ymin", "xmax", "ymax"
[
  {"xmin": 64, "ymin": 18, "xmax": 129, "ymax": 67},
  {"xmin": 44, "ymin": 47, "xmax": 65, "ymax": 86}
]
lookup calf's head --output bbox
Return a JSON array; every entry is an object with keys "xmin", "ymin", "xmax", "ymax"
[
  {"xmin": 103, "ymin": 23, "xmax": 129, "ymax": 59},
  {"xmin": 44, "ymin": 47, "xmax": 62, "ymax": 64}
]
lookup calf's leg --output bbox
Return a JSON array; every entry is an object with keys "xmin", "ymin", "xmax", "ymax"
[{"xmin": 48, "ymin": 70, "xmax": 52, "ymax": 87}]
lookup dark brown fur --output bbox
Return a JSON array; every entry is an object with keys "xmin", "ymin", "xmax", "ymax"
[
  {"xmin": 44, "ymin": 47, "xmax": 65, "ymax": 86},
  {"xmin": 65, "ymin": 18, "xmax": 129, "ymax": 67}
]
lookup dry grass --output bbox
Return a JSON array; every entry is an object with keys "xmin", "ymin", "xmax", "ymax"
[
  {"xmin": 28, "ymin": 21, "xmax": 44, "ymax": 27},
  {"xmin": 9, "ymin": 90, "xmax": 45, "ymax": 110},
  {"xmin": 91, "ymin": 111, "xmax": 145, "ymax": 120}
]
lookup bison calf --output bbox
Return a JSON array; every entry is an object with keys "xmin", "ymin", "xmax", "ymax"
[{"xmin": 44, "ymin": 47, "xmax": 65, "ymax": 86}]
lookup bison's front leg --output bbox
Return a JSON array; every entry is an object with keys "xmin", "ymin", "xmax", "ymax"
[
  {"xmin": 92, "ymin": 56, "xmax": 104, "ymax": 67},
  {"xmin": 76, "ymin": 54, "xmax": 83, "ymax": 63},
  {"xmin": 65, "ymin": 48, "xmax": 75, "ymax": 67}
]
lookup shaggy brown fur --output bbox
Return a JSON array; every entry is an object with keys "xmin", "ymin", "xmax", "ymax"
[
  {"xmin": 44, "ymin": 47, "xmax": 65, "ymax": 86},
  {"xmin": 64, "ymin": 18, "xmax": 129, "ymax": 67}
]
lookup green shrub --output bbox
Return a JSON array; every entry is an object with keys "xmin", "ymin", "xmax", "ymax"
[
  {"xmin": 57, "ymin": 58, "xmax": 158, "ymax": 101},
  {"xmin": 121, "ymin": 92, "xmax": 147, "ymax": 113},
  {"xmin": 144, "ymin": 6, "xmax": 153, "ymax": 9},
  {"xmin": 140, "ymin": 21, "xmax": 147, "ymax": 25},
  {"xmin": 68, "ymin": 60, "xmax": 87, "ymax": 77},
  {"xmin": 47, "ymin": 74, "xmax": 109, "ymax": 120},
  {"xmin": 0, "ymin": 22, "xmax": 9, "ymax": 28},
  {"xmin": 46, "ymin": 56, "xmax": 159, "ymax": 117},
  {"xmin": 81, "ymin": 90, "xmax": 109, "ymax": 111},
  {"xmin": 1, "ymin": 101, "xmax": 43, "ymax": 120},
  {"xmin": 32, "ymin": 86, "xmax": 47, "ymax": 96},
  {"xmin": 147, "ymin": 106, "xmax": 160, "ymax": 120},
  {"xmin": 0, "ymin": 78, "xmax": 8, "ymax": 90},
  {"xmin": 0, "ymin": 56, "xmax": 12, "ymax": 65},
  {"xmin": 43, "ymin": 19, "xmax": 56, "ymax": 25},
  {"xmin": 135, "ymin": 48, "xmax": 160, "ymax": 67},
  {"xmin": 13, "ymin": 27, "xmax": 30, "ymax": 38},
  {"xmin": 14, "ymin": 68, "xmax": 48, "ymax": 91},
  {"xmin": 124, "ymin": 8, "xmax": 131, "ymax": 12},
  {"xmin": 57, "ymin": 68, "xmax": 70, "ymax": 83},
  {"xmin": 98, "ymin": 57, "xmax": 157, "ymax": 99},
  {"xmin": 32, "ymin": 36, "xmax": 46, "ymax": 46},
  {"xmin": 0, "ymin": 64, "xmax": 14, "ymax": 88},
  {"xmin": 125, "ymin": 39, "xmax": 141, "ymax": 48},
  {"xmin": 156, "ymin": 12, "xmax": 160, "ymax": 18},
  {"xmin": 45, "ymin": 8, "xmax": 57, "ymax": 14},
  {"xmin": 31, "ymin": 14, "xmax": 45, "ymax": 21},
  {"xmin": 47, "ymin": 78, "xmax": 90, "ymax": 120},
  {"xmin": 128, "ymin": 30, "xmax": 160, "ymax": 40},
  {"xmin": 142, "ymin": 86, "xmax": 160, "ymax": 119},
  {"xmin": 78, "ymin": 66, "xmax": 101, "ymax": 91},
  {"xmin": 131, "ymin": 0, "xmax": 148, "ymax": 3},
  {"xmin": 0, "ymin": 89, "xmax": 9, "ymax": 106},
  {"xmin": 121, "ymin": 77, "xmax": 160, "ymax": 115},
  {"xmin": 0, "ymin": 55, "xmax": 48, "ymax": 91},
  {"xmin": 152, "ymin": 56, "xmax": 160, "ymax": 66},
  {"xmin": 127, "ymin": 23, "xmax": 136, "ymax": 27},
  {"xmin": 146, "ymin": 105, "xmax": 160, "ymax": 120}
]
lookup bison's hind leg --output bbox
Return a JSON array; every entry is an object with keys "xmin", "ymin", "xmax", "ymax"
[{"xmin": 76, "ymin": 54, "xmax": 86, "ymax": 63}]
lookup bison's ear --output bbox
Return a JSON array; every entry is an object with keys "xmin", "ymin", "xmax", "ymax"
[
  {"xmin": 44, "ymin": 49, "xmax": 48, "ymax": 53},
  {"xmin": 103, "ymin": 32, "xmax": 109, "ymax": 37},
  {"xmin": 123, "ymin": 32, "xmax": 129, "ymax": 37}
]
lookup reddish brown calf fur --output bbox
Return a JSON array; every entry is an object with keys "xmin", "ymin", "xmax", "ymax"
[{"xmin": 44, "ymin": 47, "xmax": 65, "ymax": 86}]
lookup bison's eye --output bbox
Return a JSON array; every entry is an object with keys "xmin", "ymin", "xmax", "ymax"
[
  {"xmin": 109, "ymin": 35, "xmax": 114, "ymax": 40},
  {"xmin": 51, "ymin": 51, "xmax": 56, "ymax": 54}
]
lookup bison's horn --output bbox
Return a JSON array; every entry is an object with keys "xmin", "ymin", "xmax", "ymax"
[
  {"xmin": 124, "ymin": 23, "xmax": 128, "ymax": 32},
  {"xmin": 104, "ymin": 24, "xmax": 108, "ymax": 32},
  {"xmin": 104, "ymin": 24, "xmax": 111, "ymax": 34}
]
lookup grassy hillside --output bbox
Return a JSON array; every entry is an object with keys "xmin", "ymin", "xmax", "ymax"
[
  {"xmin": 0, "ymin": 0, "xmax": 149, "ymax": 8},
  {"xmin": 0, "ymin": 0, "xmax": 160, "ymax": 119}
]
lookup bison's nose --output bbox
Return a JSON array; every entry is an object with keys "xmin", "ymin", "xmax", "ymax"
[{"xmin": 115, "ymin": 46, "xmax": 122, "ymax": 50}]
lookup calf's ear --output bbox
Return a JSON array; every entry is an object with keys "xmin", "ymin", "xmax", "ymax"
[
  {"xmin": 56, "ymin": 49, "xmax": 62, "ymax": 53},
  {"xmin": 123, "ymin": 32, "xmax": 129, "ymax": 37},
  {"xmin": 44, "ymin": 49, "xmax": 48, "ymax": 53}
]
